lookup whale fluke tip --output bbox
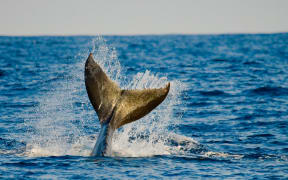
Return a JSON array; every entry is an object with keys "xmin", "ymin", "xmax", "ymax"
[{"xmin": 166, "ymin": 82, "xmax": 170, "ymax": 90}]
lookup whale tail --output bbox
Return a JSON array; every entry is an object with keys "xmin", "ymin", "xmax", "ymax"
[{"xmin": 85, "ymin": 53, "xmax": 170, "ymax": 130}]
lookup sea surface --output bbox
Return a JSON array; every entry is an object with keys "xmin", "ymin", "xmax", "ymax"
[{"xmin": 0, "ymin": 34, "xmax": 288, "ymax": 179}]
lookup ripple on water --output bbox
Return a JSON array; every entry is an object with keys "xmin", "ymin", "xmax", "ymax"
[{"xmin": 0, "ymin": 34, "xmax": 288, "ymax": 179}]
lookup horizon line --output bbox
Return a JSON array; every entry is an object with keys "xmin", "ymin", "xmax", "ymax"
[{"xmin": 0, "ymin": 31, "xmax": 287, "ymax": 37}]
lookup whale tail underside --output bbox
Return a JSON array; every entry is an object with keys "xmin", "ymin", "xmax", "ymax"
[{"xmin": 85, "ymin": 53, "xmax": 170, "ymax": 130}]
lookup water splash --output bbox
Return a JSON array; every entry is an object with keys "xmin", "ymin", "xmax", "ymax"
[
  {"xmin": 90, "ymin": 37, "xmax": 188, "ymax": 157},
  {"xmin": 23, "ymin": 36, "xmax": 190, "ymax": 157}
]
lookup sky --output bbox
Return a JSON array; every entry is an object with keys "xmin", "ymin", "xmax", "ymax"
[{"xmin": 1, "ymin": 0, "xmax": 288, "ymax": 35}]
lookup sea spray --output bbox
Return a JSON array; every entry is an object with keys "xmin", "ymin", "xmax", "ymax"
[{"xmin": 24, "ymin": 36, "xmax": 188, "ymax": 157}]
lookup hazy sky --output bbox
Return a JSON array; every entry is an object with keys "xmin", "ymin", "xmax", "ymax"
[{"xmin": 1, "ymin": 0, "xmax": 287, "ymax": 35}]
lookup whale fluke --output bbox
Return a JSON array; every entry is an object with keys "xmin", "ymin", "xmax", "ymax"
[
  {"xmin": 85, "ymin": 53, "xmax": 170, "ymax": 130},
  {"xmin": 85, "ymin": 53, "xmax": 170, "ymax": 156}
]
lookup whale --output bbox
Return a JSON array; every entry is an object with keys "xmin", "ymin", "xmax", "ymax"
[{"xmin": 85, "ymin": 53, "xmax": 170, "ymax": 156}]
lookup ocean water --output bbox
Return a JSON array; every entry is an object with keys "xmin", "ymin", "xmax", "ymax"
[{"xmin": 0, "ymin": 34, "xmax": 287, "ymax": 179}]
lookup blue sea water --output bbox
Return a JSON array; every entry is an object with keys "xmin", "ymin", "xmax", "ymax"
[{"xmin": 0, "ymin": 34, "xmax": 288, "ymax": 179}]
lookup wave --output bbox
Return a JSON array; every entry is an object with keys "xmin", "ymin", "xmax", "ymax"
[
  {"xmin": 247, "ymin": 133, "xmax": 274, "ymax": 138},
  {"xmin": 243, "ymin": 61, "xmax": 262, "ymax": 66},
  {"xmin": 247, "ymin": 86, "xmax": 288, "ymax": 96},
  {"xmin": 212, "ymin": 58, "xmax": 228, "ymax": 62},
  {"xmin": 0, "ymin": 69, "xmax": 5, "ymax": 77},
  {"xmin": 198, "ymin": 90, "xmax": 229, "ymax": 96}
]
